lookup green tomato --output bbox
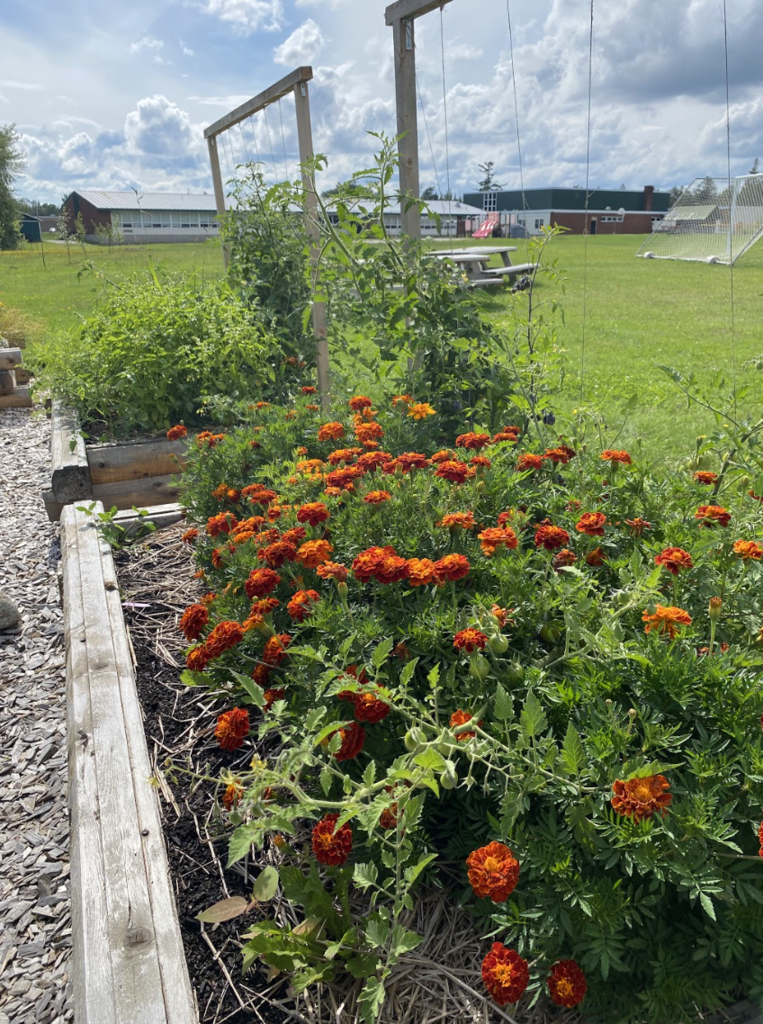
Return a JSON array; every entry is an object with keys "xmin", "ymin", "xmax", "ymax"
[
  {"xmin": 539, "ymin": 623, "xmax": 562, "ymax": 644},
  {"xmin": 469, "ymin": 653, "xmax": 490, "ymax": 681},
  {"xmin": 439, "ymin": 763, "xmax": 458, "ymax": 790},
  {"xmin": 505, "ymin": 661, "xmax": 525, "ymax": 684},
  {"xmin": 488, "ymin": 632, "xmax": 509, "ymax": 655}
]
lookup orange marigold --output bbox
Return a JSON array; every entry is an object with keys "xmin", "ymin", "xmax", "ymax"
[
  {"xmin": 263, "ymin": 687, "xmax": 286, "ymax": 711},
  {"xmin": 600, "ymin": 449, "xmax": 631, "ymax": 465},
  {"xmin": 734, "ymin": 539, "xmax": 763, "ymax": 561},
  {"xmin": 552, "ymin": 548, "xmax": 578, "ymax": 570},
  {"xmin": 245, "ymin": 567, "xmax": 281, "ymax": 599},
  {"xmin": 179, "ymin": 604, "xmax": 209, "ymax": 642},
  {"xmin": 301, "ymin": 386, "xmax": 317, "ymax": 394},
  {"xmin": 482, "ymin": 943, "xmax": 529, "ymax": 1006},
  {"xmin": 611, "ymin": 774, "xmax": 672, "ymax": 822},
  {"xmin": 466, "ymin": 841, "xmax": 520, "ymax": 902},
  {"xmin": 535, "ymin": 523, "xmax": 570, "ymax": 550},
  {"xmin": 167, "ymin": 424, "xmax": 187, "ymax": 441},
  {"xmin": 516, "ymin": 452, "xmax": 544, "ymax": 472},
  {"xmin": 222, "ymin": 780, "xmax": 244, "ymax": 811},
  {"xmin": 576, "ymin": 512, "xmax": 607, "ymax": 536},
  {"xmin": 470, "ymin": 455, "xmax": 491, "ymax": 469},
  {"xmin": 407, "ymin": 402, "xmax": 436, "ymax": 419},
  {"xmin": 317, "ymin": 421, "xmax": 346, "ymax": 442},
  {"xmin": 364, "ymin": 490, "xmax": 392, "ymax": 504},
  {"xmin": 206, "ymin": 512, "xmax": 238, "ymax": 537},
  {"xmin": 456, "ymin": 432, "xmax": 491, "ymax": 450},
  {"xmin": 297, "ymin": 538, "xmax": 334, "ymax": 569},
  {"xmin": 478, "ymin": 526, "xmax": 518, "ymax": 556},
  {"xmin": 434, "ymin": 460, "xmax": 472, "ymax": 484},
  {"xmin": 287, "ymin": 589, "xmax": 320, "ymax": 622},
  {"xmin": 215, "ymin": 707, "xmax": 250, "ymax": 751},
  {"xmin": 186, "ymin": 646, "xmax": 209, "ymax": 672},
  {"xmin": 693, "ymin": 471, "xmax": 718, "ymax": 485},
  {"xmin": 263, "ymin": 633, "xmax": 291, "ymax": 666},
  {"xmin": 586, "ymin": 547, "xmax": 607, "ymax": 566},
  {"xmin": 297, "ymin": 502, "xmax": 330, "ymax": 526},
  {"xmin": 434, "ymin": 552, "xmax": 471, "ymax": 582},
  {"xmin": 547, "ymin": 960, "xmax": 587, "ymax": 1008},
  {"xmin": 316, "ymin": 561, "xmax": 349, "ymax": 582},
  {"xmin": 354, "ymin": 421, "xmax": 384, "ymax": 444},
  {"xmin": 492, "ymin": 604, "xmax": 510, "ymax": 627},
  {"xmin": 625, "ymin": 517, "xmax": 652, "ymax": 537},
  {"xmin": 695, "ymin": 505, "xmax": 731, "ymax": 528},
  {"xmin": 454, "ymin": 628, "xmax": 489, "ymax": 653},
  {"xmin": 258, "ymin": 541, "xmax": 297, "ymax": 568},
  {"xmin": 281, "ymin": 526, "xmax": 306, "ymax": 546},
  {"xmin": 450, "ymin": 709, "xmax": 480, "ymax": 740},
  {"xmin": 655, "ymin": 547, "xmax": 694, "ymax": 575},
  {"xmin": 406, "ymin": 557, "xmax": 439, "ymax": 587},
  {"xmin": 439, "ymin": 511, "xmax": 477, "ymax": 530},
  {"xmin": 352, "ymin": 546, "xmax": 410, "ymax": 585},
  {"xmin": 430, "ymin": 449, "xmax": 454, "ymax": 463},
  {"xmin": 543, "ymin": 445, "xmax": 576, "ymax": 464},
  {"xmin": 396, "ymin": 451, "xmax": 430, "ymax": 471},
  {"xmin": 357, "ymin": 450, "xmax": 393, "ymax": 471},
  {"xmin": 642, "ymin": 604, "xmax": 692, "ymax": 639},
  {"xmin": 348, "ymin": 395, "xmax": 373, "ymax": 411},
  {"xmin": 494, "ymin": 430, "xmax": 520, "ymax": 443},
  {"xmin": 328, "ymin": 446, "xmax": 363, "ymax": 465},
  {"xmin": 325, "ymin": 720, "xmax": 366, "ymax": 761},
  {"xmin": 196, "ymin": 431, "xmax": 225, "ymax": 448},
  {"xmin": 325, "ymin": 465, "xmax": 365, "ymax": 489},
  {"xmin": 312, "ymin": 813, "xmax": 352, "ymax": 866},
  {"xmin": 392, "ymin": 394, "xmax": 414, "ymax": 407},
  {"xmin": 204, "ymin": 621, "xmax": 245, "ymax": 659},
  {"xmin": 181, "ymin": 528, "xmax": 199, "ymax": 544}
]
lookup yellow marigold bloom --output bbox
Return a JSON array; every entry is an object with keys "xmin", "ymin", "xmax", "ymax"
[{"xmin": 407, "ymin": 402, "xmax": 436, "ymax": 420}]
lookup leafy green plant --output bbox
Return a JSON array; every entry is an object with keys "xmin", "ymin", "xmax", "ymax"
[{"xmin": 75, "ymin": 502, "xmax": 156, "ymax": 549}]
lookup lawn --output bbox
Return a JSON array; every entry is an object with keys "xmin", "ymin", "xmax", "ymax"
[{"xmin": 3, "ymin": 232, "xmax": 762, "ymax": 452}]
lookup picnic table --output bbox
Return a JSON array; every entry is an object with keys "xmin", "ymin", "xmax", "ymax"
[{"xmin": 430, "ymin": 246, "xmax": 537, "ymax": 287}]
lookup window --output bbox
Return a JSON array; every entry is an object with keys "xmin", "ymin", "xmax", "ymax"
[
  {"xmin": 483, "ymin": 192, "xmax": 497, "ymax": 212},
  {"xmin": 534, "ymin": 218, "xmax": 544, "ymax": 230},
  {"xmin": 120, "ymin": 212, "xmax": 133, "ymax": 229},
  {"xmin": 159, "ymin": 212, "xmax": 172, "ymax": 228},
  {"xmin": 602, "ymin": 215, "xmax": 624, "ymax": 223},
  {"xmin": 181, "ymin": 212, "xmax": 199, "ymax": 229},
  {"xmin": 171, "ymin": 212, "xmax": 183, "ymax": 228}
]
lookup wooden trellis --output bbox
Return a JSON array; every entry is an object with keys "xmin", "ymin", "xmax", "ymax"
[{"xmin": 204, "ymin": 67, "xmax": 330, "ymax": 402}]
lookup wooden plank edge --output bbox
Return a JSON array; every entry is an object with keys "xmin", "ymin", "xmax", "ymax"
[
  {"xmin": 51, "ymin": 400, "xmax": 92, "ymax": 502},
  {"xmin": 91, "ymin": 475, "xmax": 181, "ymax": 511},
  {"xmin": 0, "ymin": 386, "xmax": 33, "ymax": 409},
  {"xmin": 0, "ymin": 347, "xmax": 23, "ymax": 369}
]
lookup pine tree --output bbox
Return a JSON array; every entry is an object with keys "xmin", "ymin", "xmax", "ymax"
[
  {"xmin": 0, "ymin": 124, "xmax": 24, "ymax": 250},
  {"xmin": 477, "ymin": 162, "xmax": 505, "ymax": 192}
]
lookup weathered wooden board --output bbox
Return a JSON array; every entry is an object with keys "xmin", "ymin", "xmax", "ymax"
[
  {"xmin": 42, "ymin": 488, "xmax": 66, "ymax": 523},
  {"xmin": 61, "ymin": 504, "xmax": 197, "ymax": 1024},
  {"xmin": 51, "ymin": 400, "xmax": 91, "ymax": 502},
  {"xmin": 113, "ymin": 503, "xmax": 185, "ymax": 536},
  {"xmin": 0, "ymin": 386, "xmax": 32, "ymax": 409},
  {"xmin": 88, "ymin": 439, "xmax": 188, "ymax": 486},
  {"xmin": 14, "ymin": 366, "xmax": 31, "ymax": 385},
  {"xmin": 0, "ymin": 369, "xmax": 16, "ymax": 396},
  {"xmin": 0, "ymin": 347, "xmax": 23, "ymax": 370},
  {"xmin": 91, "ymin": 475, "xmax": 181, "ymax": 511}
]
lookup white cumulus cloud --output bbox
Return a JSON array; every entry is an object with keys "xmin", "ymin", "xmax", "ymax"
[
  {"xmin": 124, "ymin": 95, "xmax": 201, "ymax": 160},
  {"xmin": 130, "ymin": 35, "xmax": 165, "ymax": 54},
  {"xmin": 273, "ymin": 19, "xmax": 325, "ymax": 68},
  {"xmin": 203, "ymin": 0, "xmax": 283, "ymax": 35}
]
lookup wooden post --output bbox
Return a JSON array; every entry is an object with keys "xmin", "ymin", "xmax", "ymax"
[
  {"xmin": 385, "ymin": 0, "xmax": 455, "ymax": 243},
  {"xmin": 293, "ymin": 78, "xmax": 331, "ymax": 406},
  {"xmin": 207, "ymin": 135, "xmax": 229, "ymax": 269}
]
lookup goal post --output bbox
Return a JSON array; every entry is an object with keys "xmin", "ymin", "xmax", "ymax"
[{"xmin": 637, "ymin": 174, "xmax": 763, "ymax": 265}]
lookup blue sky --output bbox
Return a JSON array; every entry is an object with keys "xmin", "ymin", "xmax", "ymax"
[{"xmin": 3, "ymin": 0, "xmax": 763, "ymax": 204}]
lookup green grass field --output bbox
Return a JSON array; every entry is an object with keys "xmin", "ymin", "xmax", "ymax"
[{"xmin": 2, "ymin": 233, "xmax": 761, "ymax": 451}]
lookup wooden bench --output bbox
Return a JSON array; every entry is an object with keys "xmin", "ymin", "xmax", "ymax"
[
  {"xmin": 481, "ymin": 262, "xmax": 538, "ymax": 278},
  {"xmin": 62, "ymin": 504, "xmax": 197, "ymax": 1024}
]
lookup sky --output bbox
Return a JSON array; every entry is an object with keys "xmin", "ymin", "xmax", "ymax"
[{"xmin": 2, "ymin": 0, "xmax": 763, "ymax": 205}]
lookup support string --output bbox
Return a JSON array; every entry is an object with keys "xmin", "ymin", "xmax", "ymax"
[
  {"xmin": 439, "ymin": 6, "xmax": 452, "ymax": 242},
  {"xmin": 722, "ymin": 0, "xmax": 737, "ymax": 419},
  {"xmin": 262, "ymin": 108, "xmax": 278, "ymax": 182},
  {"xmin": 580, "ymin": 0, "xmax": 594, "ymax": 401},
  {"xmin": 278, "ymin": 98, "xmax": 289, "ymax": 181},
  {"xmin": 505, "ymin": 0, "xmax": 527, "ymax": 225},
  {"xmin": 416, "ymin": 68, "xmax": 443, "ymax": 201}
]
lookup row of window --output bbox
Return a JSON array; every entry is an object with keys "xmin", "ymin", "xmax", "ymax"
[
  {"xmin": 115, "ymin": 211, "xmax": 219, "ymax": 230},
  {"xmin": 517, "ymin": 217, "xmax": 545, "ymax": 230}
]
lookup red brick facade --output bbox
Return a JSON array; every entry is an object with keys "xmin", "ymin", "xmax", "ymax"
[
  {"xmin": 62, "ymin": 194, "xmax": 113, "ymax": 236},
  {"xmin": 549, "ymin": 211, "xmax": 662, "ymax": 235}
]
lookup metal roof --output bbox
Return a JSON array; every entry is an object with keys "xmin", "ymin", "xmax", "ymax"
[{"xmin": 72, "ymin": 190, "xmax": 219, "ymax": 212}]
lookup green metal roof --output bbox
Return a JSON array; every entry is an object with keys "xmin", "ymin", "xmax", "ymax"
[{"xmin": 462, "ymin": 187, "xmax": 670, "ymax": 213}]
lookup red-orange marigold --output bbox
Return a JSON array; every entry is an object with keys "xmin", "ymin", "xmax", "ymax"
[
  {"xmin": 215, "ymin": 708, "xmax": 250, "ymax": 751},
  {"xmin": 181, "ymin": 528, "xmax": 199, "ymax": 544},
  {"xmin": 576, "ymin": 511, "xmax": 607, "ymax": 536},
  {"xmin": 482, "ymin": 943, "xmax": 529, "ymax": 1006},
  {"xmin": 439, "ymin": 511, "xmax": 477, "ymax": 530},
  {"xmin": 434, "ymin": 553, "xmax": 470, "ymax": 582},
  {"xmin": 655, "ymin": 547, "xmax": 694, "ymax": 575},
  {"xmin": 406, "ymin": 557, "xmax": 439, "ymax": 587},
  {"xmin": 734, "ymin": 539, "xmax": 763, "ymax": 561},
  {"xmin": 466, "ymin": 841, "xmax": 520, "ymax": 902},
  {"xmin": 693, "ymin": 471, "xmax": 718, "ymax": 485},
  {"xmin": 600, "ymin": 449, "xmax": 631, "ymax": 465},
  {"xmin": 434, "ymin": 460, "xmax": 472, "ymax": 484},
  {"xmin": 364, "ymin": 490, "xmax": 392, "ymax": 504},
  {"xmin": 312, "ymin": 813, "xmax": 352, "ymax": 866},
  {"xmin": 325, "ymin": 720, "xmax": 366, "ymax": 761},
  {"xmin": 456, "ymin": 431, "xmax": 491, "ymax": 450},
  {"xmin": 166, "ymin": 424, "xmax": 187, "ymax": 441},
  {"xmin": 179, "ymin": 604, "xmax": 209, "ymax": 642},
  {"xmin": 222, "ymin": 780, "xmax": 244, "ymax": 811},
  {"xmin": 316, "ymin": 561, "xmax": 349, "ymax": 582},
  {"xmin": 450, "ymin": 709, "xmax": 479, "ymax": 740},
  {"xmin": 263, "ymin": 633, "xmax": 291, "ymax": 666},
  {"xmin": 695, "ymin": 504, "xmax": 732, "ymax": 528},
  {"xmin": 296, "ymin": 539, "xmax": 334, "ymax": 569},
  {"xmin": 348, "ymin": 395, "xmax": 373, "ymax": 411},
  {"xmin": 547, "ymin": 960, "xmax": 587, "ymax": 1008},
  {"xmin": 287, "ymin": 589, "xmax": 320, "ymax": 622},
  {"xmin": 245, "ymin": 567, "xmax": 281, "ymax": 599},
  {"xmin": 516, "ymin": 453, "xmax": 544, "ymax": 472},
  {"xmin": 317, "ymin": 421, "xmax": 346, "ymax": 442},
  {"xmin": 204, "ymin": 621, "xmax": 245, "ymax": 659},
  {"xmin": 454, "ymin": 628, "xmax": 489, "ymax": 653},
  {"xmin": 642, "ymin": 605, "xmax": 692, "ymax": 639},
  {"xmin": 296, "ymin": 502, "xmax": 330, "ymax": 526},
  {"xmin": 611, "ymin": 774, "xmax": 672, "ymax": 822},
  {"xmin": 535, "ymin": 524, "xmax": 570, "ymax": 550},
  {"xmin": 543, "ymin": 445, "xmax": 576, "ymax": 464},
  {"xmin": 478, "ymin": 526, "xmax": 518, "ymax": 556},
  {"xmin": 206, "ymin": 512, "xmax": 238, "ymax": 538}
]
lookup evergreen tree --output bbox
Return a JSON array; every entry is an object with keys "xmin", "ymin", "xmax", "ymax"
[
  {"xmin": 420, "ymin": 186, "xmax": 438, "ymax": 200},
  {"xmin": 477, "ymin": 161, "xmax": 505, "ymax": 192},
  {"xmin": 0, "ymin": 124, "xmax": 24, "ymax": 250}
]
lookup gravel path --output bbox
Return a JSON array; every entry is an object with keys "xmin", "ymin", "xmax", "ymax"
[{"xmin": 0, "ymin": 408, "xmax": 72, "ymax": 1024}]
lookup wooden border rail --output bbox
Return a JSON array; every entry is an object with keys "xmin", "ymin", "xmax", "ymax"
[
  {"xmin": 62, "ymin": 504, "xmax": 197, "ymax": 1024},
  {"xmin": 0, "ymin": 344, "xmax": 33, "ymax": 408}
]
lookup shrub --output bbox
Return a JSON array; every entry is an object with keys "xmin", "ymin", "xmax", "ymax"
[
  {"xmin": 177, "ymin": 398, "xmax": 763, "ymax": 1023},
  {"xmin": 28, "ymin": 271, "xmax": 300, "ymax": 437}
]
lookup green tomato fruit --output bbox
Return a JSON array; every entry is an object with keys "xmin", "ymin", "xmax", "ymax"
[
  {"xmin": 487, "ymin": 632, "xmax": 509, "ymax": 655},
  {"xmin": 505, "ymin": 661, "xmax": 525, "ymax": 684},
  {"xmin": 469, "ymin": 653, "xmax": 490, "ymax": 681},
  {"xmin": 539, "ymin": 623, "xmax": 562, "ymax": 644}
]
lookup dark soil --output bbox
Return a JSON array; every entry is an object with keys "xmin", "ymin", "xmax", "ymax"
[{"xmin": 115, "ymin": 528, "xmax": 288, "ymax": 1024}]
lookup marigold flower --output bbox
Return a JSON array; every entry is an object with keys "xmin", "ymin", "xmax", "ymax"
[
  {"xmin": 576, "ymin": 512, "xmax": 607, "ymax": 536},
  {"xmin": 758, "ymin": 822, "xmax": 763, "ymax": 858},
  {"xmin": 258, "ymin": 541, "xmax": 297, "ymax": 568},
  {"xmin": 405, "ymin": 558, "xmax": 439, "ymax": 587},
  {"xmin": 434, "ymin": 552, "xmax": 471, "ymax": 582},
  {"xmin": 324, "ymin": 486, "xmax": 343, "ymax": 498},
  {"xmin": 287, "ymin": 589, "xmax": 320, "ymax": 622},
  {"xmin": 255, "ymin": 401, "xmax": 270, "ymax": 409},
  {"xmin": 543, "ymin": 445, "xmax": 575, "ymax": 464},
  {"xmin": 586, "ymin": 547, "xmax": 607, "ymax": 566},
  {"xmin": 434, "ymin": 460, "xmax": 473, "ymax": 484},
  {"xmin": 210, "ymin": 547, "xmax": 225, "ymax": 569},
  {"xmin": 392, "ymin": 394, "xmax": 414, "ymax": 407},
  {"xmin": 301, "ymin": 385, "xmax": 317, "ymax": 394},
  {"xmin": 200, "ymin": 592, "xmax": 216, "ymax": 606},
  {"xmin": 407, "ymin": 402, "xmax": 436, "ymax": 420},
  {"xmin": 317, "ymin": 421, "xmax": 346, "ymax": 442},
  {"xmin": 492, "ymin": 604, "xmax": 509, "ymax": 628},
  {"xmin": 245, "ymin": 567, "xmax": 282, "ymax": 599},
  {"xmin": 547, "ymin": 960, "xmax": 587, "ymax": 1008},
  {"xmin": 186, "ymin": 646, "xmax": 209, "ymax": 672},
  {"xmin": 450, "ymin": 709, "xmax": 479, "ymax": 740},
  {"xmin": 470, "ymin": 455, "xmax": 492, "ymax": 469},
  {"xmin": 179, "ymin": 604, "xmax": 209, "ymax": 642},
  {"xmin": 206, "ymin": 512, "xmax": 238, "ymax": 537},
  {"xmin": 211, "ymin": 483, "xmax": 229, "ymax": 502},
  {"xmin": 456, "ymin": 432, "xmax": 491, "ymax": 450},
  {"xmin": 482, "ymin": 943, "xmax": 529, "ymax": 1005},
  {"xmin": 215, "ymin": 708, "xmax": 250, "ymax": 751},
  {"xmin": 312, "ymin": 813, "xmax": 352, "ymax": 866},
  {"xmin": 654, "ymin": 547, "xmax": 694, "ymax": 575},
  {"xmin": 339, "ymin": 680, "xmax": 391, "ymax": 724},
  {"xmin": 296, "ymin": 458, "xmax": 325, "ymax": 475},
  {"xmin": 324, "ymin": 720, "xmax": 366, "ymax": 761},
  {"xmin": 222, "ymin": 780, "xmax": 244, "ymax": 811},
  {"xmin": 625, "ymin": 517, "xmax": 652, "ymax": 537},
  {"xmin": 430, "ymin": 449, "xmax": 454, "ymax": 463},
  {"xmin": 611, "ymin": 774, "xmax": 672, "ymax": 822},
  {"xmin": 316, "ymin": 561, "xmax": 349, "ymax": 582},
  {"xmin": 600, "ymin": 449, "xmax": 631, "ymax": 465},
  {"xmin": 166, "ymin": 424, "xmax": 187, "ymax": 441},
  {"xmin": 297, "ymin": 538, "xmax": 334, "ymax": 569},
  {"xmin": 263, "ymin": 633, "xmax": 291, "ymax": 666},
  {"xmin": 204, "ymin": 621, "xmax": 245, "ymax": 659},
  {"xmin": 535, "ymin": 523, "xmax": 570, "ymax": 550},
  {"xmin": 396, "ymin": 452, "xmax": 430, "ymax": 471},
  {"xmin": 734, "ymin": 539, "xmax": 763, "ymax": 561},
  {"xmin": 348, "ymin": 395, "xmax": 373, "ymax": 411},
  {"xmin": 354, "ymin": 421, "xmax": 384, "ymax": 443},
  {"xmin": 328, "ymin": 447, "xmax": 363, "ymax": 465},
  {"xmin": 357, "ymin": 450, "xmax": 393, "ymax": 471},
  {"xmin": 263, "ymin": 687, "xmax": 286, "ymax": 711},
  {"xmin": 478, "ymin": 526, "xmax": 518, "ymax": 556},
  {"xmin": 251, "ymin": 597, "xmax": 279, "ymax": 617},
  {"xmin": 380, "ymin": 805, "xmax": 398, "ymax": 830},
  {"xmin": 552, "ymin": 548, "xmax": 577, "ymax": 570},
  {"xmin": 642, "ymin": 604, "xmax": 692, "ymax": 639},
  {"xmin": 181, "ymin": 528, "xmax": 199, "ymax": 544},
  {"xmin": 364, "ymin": 490, "xmax": 392, "ymax": 504},
  {"xmin": 693, "ymin": 471, "xmax": 718, "ymax": 485},
  {"xmin": 296, "ymin": 502, "xmax": 329, "ymax": 527},
  {"xmin": 494, "ymin": 430, "xmax": 520, "ymax": 443},
  {"xmin": 352, "ymin": 546, "xmax": 410, "ymax": 585},
  {"xmin": 466, "ymin": 841, "xmax": 520, "ymax": 902},
  {"xmin": 196, "ymin": 431, "xmax": 225, "ymax": 448},
  {"xmin": 695, "ymin": 505, "xmax": 731, "ymax": 528},
  {"xmin": 281, "ymin": 527, "xmax": 306, "ymax": 546},
  {"xmin": 454, "ymin": 628, "xmax": 489, "ymax": 653},
  {"xmin": 247, "ymin": 488, "xmax": 279, "ymax": 507},
  {"xmin": 326, "ymin": 466, "xmax": 365, "ymax": 489},
  {"xmin": 252, "ymin": 664, "xmax": 270, "ymax": 686},
  {"xmin": 439, "ymin": 511, "xmax": 477, "ymax": 530}
]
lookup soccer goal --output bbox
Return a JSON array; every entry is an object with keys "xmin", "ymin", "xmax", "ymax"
[{"xmin": 637, "ymin": 175, "xmax": 763, "ymax": 264}]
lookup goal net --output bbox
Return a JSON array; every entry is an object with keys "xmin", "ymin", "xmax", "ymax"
[{"xmin": 637, "ymin": 175, "xmax": 763, "ymax": 265}]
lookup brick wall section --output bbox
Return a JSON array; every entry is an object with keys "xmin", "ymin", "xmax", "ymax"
[
  {"xmin": 550, "ymin": 212, "xmax": 661, "ymax": 235},
  {"xmin": 62, "ymin": 195, "xmax": 112, "ymax": 235}
]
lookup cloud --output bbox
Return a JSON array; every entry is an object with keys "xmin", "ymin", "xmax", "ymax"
[
  {"xmin": 202, "ymin": 0, "xmax": 283, "ymax": 35},
  {"xmin": 130, "ymin": 35, "xmax": 165, "ymax": 54},
  {"xmin": 124, "ymin": 95, "xmax": 202, "ymax": 163},
  {"xmin": 180, "ymin": 40, "xmax": 195, "ymax": 56},
  {"xmin": 273, "ymin": 19, "xmax": 325, "ymax": 67},
  {"xmin": 0, "ymin": 80, "xmax": 44, "ymax": 91}
]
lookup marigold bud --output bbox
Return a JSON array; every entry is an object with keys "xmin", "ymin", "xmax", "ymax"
[
  {"xmin": 628, "ymin": 708, "xmax": 638, "ymax": 718},
  {"xmin": 709, "ymin": 596, "xmax": 723, "ymax": 622},
  {"xmin": 337, "ymin": 581, "xmax": 348, "ymax": 602}
]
